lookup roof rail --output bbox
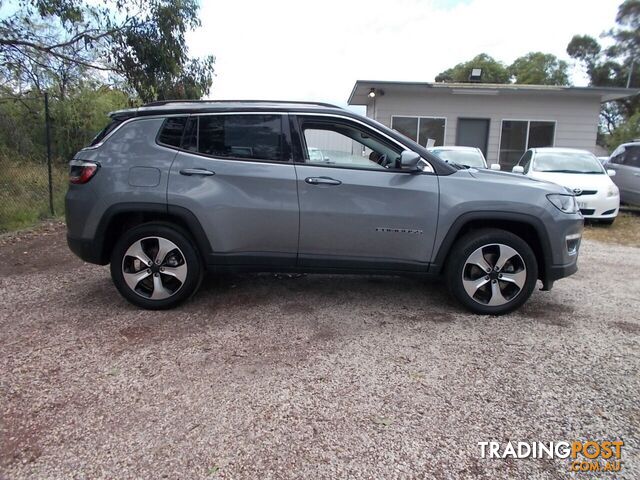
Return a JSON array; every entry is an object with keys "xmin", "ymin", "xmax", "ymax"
[{"xmin": 142, "ymin": 99, "xmax": 342, "ymax": 108}]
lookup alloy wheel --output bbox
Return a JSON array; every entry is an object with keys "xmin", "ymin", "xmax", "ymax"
[
  {"xmin": 461, "ymin": 243, "xmax": 527, "ymax": 306},
  {"xmin": 121, "ymin": 236, "xmax": 187, "ymax": 300}
]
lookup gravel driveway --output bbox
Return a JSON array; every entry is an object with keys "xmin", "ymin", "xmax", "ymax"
[{"xmin": 1, "ymin": 222, "xmax": 639, "ymax": 479}]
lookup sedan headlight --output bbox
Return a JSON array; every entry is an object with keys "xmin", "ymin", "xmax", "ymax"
[
  {"xmin": 607, "ymin": 184, "xmax": 619, "ymax": 197},
  {"xmin": 547, "ymin": 194, "xmax": 579, "ymax": 214}
]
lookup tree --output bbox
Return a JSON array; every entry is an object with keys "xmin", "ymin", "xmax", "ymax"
[
  {"xmin": 0, "ymin": 0, "xmax": 215, "ymax": 101},
  {"xmin": 509, "ymin": 52, "xmax": 570, "ymax": 85},
  {"xmin": 435, "ymin": 53, "xmax": 510, "ymax": 83},
  {"xmin": 109, "ymin": 0, "xmax": 215, "ymax": 102},
  {"xmin": 606, "ymin": 112, "xmax": 640, "ymax": 148},
  {"xmin": 567, "ymin": 1, "xmax": 640, "ymax": 139}
]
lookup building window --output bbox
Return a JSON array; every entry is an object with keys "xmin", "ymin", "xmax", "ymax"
[
  {"xmin": 499, "ymin": 120, "xmax": 555, "ymax": 167},
  {"xmin": 391, "ymin": 116, "xmax": 446, "ymax": 147}
]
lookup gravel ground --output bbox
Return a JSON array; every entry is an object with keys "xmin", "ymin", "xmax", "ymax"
[{"xmin": 1, "ymin": 222, "xmax": 639, "ymax": 479}]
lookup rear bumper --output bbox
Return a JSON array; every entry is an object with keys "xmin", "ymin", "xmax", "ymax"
[{"xmin": 67, "ymin": 235, "xmax": 106, "ymax": 265}]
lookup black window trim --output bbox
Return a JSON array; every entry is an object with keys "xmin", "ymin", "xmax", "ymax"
[
  {"xmin": 163, "ymin": 111, "xmax": 292, "ymax": 164},
  {"xmin": 291, "ymin": 113, "xmax": 433, "ymax": 174},
  {"xmin": 180, "ymin": 111, "xmax": 291, "ymax": 165}
]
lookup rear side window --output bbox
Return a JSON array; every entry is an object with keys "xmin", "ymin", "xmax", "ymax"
[
  {"xmin": 196, "ymin": 114, "xmax": 284, "ymax": 161},
  {"xmin": 623, "ymin": 146, "xmax": 640, "ymax": 168},
  {"xmin": 158, "ymin": 117, "xmax": 188, "ymax": 148}
]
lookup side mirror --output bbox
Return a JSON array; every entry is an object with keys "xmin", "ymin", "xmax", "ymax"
[
  {"xmin": 512, "ymin": 166, "xmax": 525, "ymax": 174},
  {"xmin": 607, "ymin": 169, "xmax": 616, "ymax": 177},
  {"xmin": 490, "ymin": 164, "xmax": 501, "ymax": 171},
  {"xmin": 400, "ymin": 150, "xmax": 421, "ymax": 170}
]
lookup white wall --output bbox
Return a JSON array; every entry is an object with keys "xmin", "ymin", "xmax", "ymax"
[{"xmin": 368, "ymin": 90, "xmax": 601, "ymax": 164}]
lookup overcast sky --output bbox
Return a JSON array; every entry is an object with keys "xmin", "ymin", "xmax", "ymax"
[{"xmin": 187, "ymin": 0, "xmax": 621, "ymax": 107}]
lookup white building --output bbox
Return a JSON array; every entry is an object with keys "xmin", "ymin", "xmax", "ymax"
[{"xmin": 348, "ymin": 81, "xmax": 639, "ymax": 167}]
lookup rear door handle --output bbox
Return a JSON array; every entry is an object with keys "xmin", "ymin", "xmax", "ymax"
[
  {"xmin": 180, "ymin": 168, "xmax": 215, "ymax": 176},
  {"xmin": 634, "ymin": 173, "xmax": 640, "ymax": 177},
  {"xmin": 305, "ymin": 176, "xmax": 342, "ymax": 186}
]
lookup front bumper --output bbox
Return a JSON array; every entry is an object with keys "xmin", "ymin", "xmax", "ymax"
[
  {"xmin": 541, "ymin": 218, "xmax": 582, "ymax": 290},
  {"xmin": 576, "ymin": 192, "xmax": 620, "ymax": 218}
]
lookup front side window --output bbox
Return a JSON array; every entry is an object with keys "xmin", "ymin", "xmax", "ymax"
[
  {"xmin": 499, "ymin": 120, "xmax": 555, "ymax": 168},
  {"xmin": 391, "ymin": 116, "xmax": 445, "ymax": 147},
  {"xmin": 194, "ymin": 114, "xmax": 285, "ymax": 161},
  {"xmin": 519, "ymin": 150, "xmax": 533, "ymax": 172},
  {"xmin": 301, "ymin": 120, "xmax": 402, "ymax": 170}
]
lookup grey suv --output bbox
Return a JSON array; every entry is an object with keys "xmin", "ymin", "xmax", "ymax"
[
  {"xmin": 66, "ymin": 100, "xmax": 583, "ymax": 314},
  {"xmin": 606, "ymin": 141, "xmax": 640, "ymax": 206}
]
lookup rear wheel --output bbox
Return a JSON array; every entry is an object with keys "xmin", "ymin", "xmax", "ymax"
[
  {"xmin": 110, "ymin": 223, "xmax": 203, "ymax": 309},
  {"xmin": 446, "ymin": 229, "xmax": 538, "ymax": 315}
]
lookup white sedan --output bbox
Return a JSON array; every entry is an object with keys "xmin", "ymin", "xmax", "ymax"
[
  {"xmin": 426, "ymin": 146, "xmax": 489, "ymax": 169},
  {"xmin": 512, "ymin": 148, "xmax": 619, "ymax": 224}
]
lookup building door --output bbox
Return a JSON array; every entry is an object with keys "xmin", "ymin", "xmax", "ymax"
[{"xmin": 456, "ymin": 118, "xmax": 490, "ymax": 157}]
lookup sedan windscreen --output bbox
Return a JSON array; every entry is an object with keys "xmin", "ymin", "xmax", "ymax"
[
  {"xmin": 533, "ymin": 153, "xmax": 604, "ymax": 174},
  {"xmin": 430, "ymin": 150, "xmax": 485, "ymax": 168}
]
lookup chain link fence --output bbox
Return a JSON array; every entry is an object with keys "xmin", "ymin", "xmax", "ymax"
[{"xmin": 0, "ymin": 94, "xmax": 78, "ymax": 233}]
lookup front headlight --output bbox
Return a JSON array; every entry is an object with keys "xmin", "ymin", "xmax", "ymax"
[
  {"xmin": 607, "ymin": 184, "xmax": 619, "ymax": 197},
  {"xmin": 547, "ymin": 194, "xmax": 579, "ymax": 214}
]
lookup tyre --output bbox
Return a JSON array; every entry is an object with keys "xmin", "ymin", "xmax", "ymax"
[
  {"xmin": 445, "ymin": 228, "xmax": 538, "ymax": 315},
  {"xmin": 110, "ymin": 223, "xmax": 203, "ymax": 309}
]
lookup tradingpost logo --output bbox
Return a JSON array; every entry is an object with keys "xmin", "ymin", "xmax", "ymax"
[{"xmin": 478, "ymin": 440, "xmax": 624, "ymax": 472}]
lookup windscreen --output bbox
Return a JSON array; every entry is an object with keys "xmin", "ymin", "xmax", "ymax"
[
  {"xmin": 430, "ymin": 149, "xmax": 485, "ymax": 168},
  {"xmin": 533, "ymin": 152, "xmax": 604, "ymax": 174}
]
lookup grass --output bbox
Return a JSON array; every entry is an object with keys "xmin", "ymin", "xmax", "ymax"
[
  {"xmin": 582, "ymin": 209, "xmax": 640, "ymax": 248},
  {"xmin": 0, "ymin": 155, "xmax": 67, "ymax": 233}
]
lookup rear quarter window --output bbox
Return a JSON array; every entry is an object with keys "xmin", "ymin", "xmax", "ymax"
[
  {"xmin": 89, "ymin": 118, "xmax": 123, "ymax": 146},
  {"xmin": 157, "ymin": 117, "xmax": 188, "ymax": 148}
]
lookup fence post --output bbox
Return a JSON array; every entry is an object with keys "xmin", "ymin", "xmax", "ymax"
[{"xmin": 44, "ymin": 92, "xmax": 54, "ymax": 216}]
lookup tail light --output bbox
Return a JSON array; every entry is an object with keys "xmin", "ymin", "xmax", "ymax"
[{"xmin": 69, "ymin": 160, "xmax": 99, "ymax": 184}]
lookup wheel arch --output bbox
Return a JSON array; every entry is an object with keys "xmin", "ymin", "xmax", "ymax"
[
  {"xmin": 93, "ymin": 203, "xmax": 212, "ymax": 265},
  {"xmin": 431, "ymin": 211, "xmax": 552, "ymax": 281}
]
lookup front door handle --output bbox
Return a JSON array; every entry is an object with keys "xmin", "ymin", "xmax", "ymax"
[
  {"xmin": 305, "ymin": 176, "xmax": 342, "ymax": 186},
  {"xmin": 180, "ymin": 168, "xmax": 215, "ymax": 176}
]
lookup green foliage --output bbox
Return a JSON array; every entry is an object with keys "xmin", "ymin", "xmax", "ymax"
[
  {"xmin": 109, "ymin": 0, "xmax": 215, "ymax": 102},
  {"xmin": 509, "ymin": 52, "xmax": 570, "ymax": 85},
  {"xmin": 1, "ymin": 0, "xmax": 215, "ymax": 102},
  {"xmin": 567, "ymin": 0, "xmax": 640, "ymax": 139},
  {"xmin": 0, "ymin": 87, "xmax": 129, "ymax": 161},
  {"xmin": 605, "ymin": 112, "xmax": 640, "ymax": 149},
  {"xmin": 435, "ymin": 53, "xmax": 510, "ymax": 83}
]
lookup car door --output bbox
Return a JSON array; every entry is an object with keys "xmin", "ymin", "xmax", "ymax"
[
  {"xmin": 290, "ymin": 114, "xmax": 439, "ymax": 272},
  {"xmin": 609, "ymin": 145, "xmax": 640, "ymax": 205},
  {"xmin": 168, "ymin": 113, "xmax": 299, "ymax": 266}
]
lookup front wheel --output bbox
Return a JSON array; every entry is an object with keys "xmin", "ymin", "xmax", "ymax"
[
  {"xmin": 446, "ymin": 229, "xmax": 538, "ymax": 315},
  {"xmin": 110, "ymin": 223, "xmax": 203, "ymax": 309}
]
